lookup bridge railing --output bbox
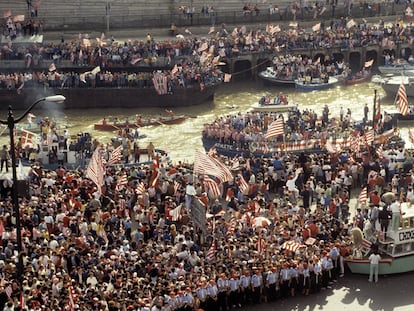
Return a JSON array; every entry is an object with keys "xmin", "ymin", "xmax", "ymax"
[{"xmin": 42, "ymin": 3, "xmax": 405, "ymax": 31}]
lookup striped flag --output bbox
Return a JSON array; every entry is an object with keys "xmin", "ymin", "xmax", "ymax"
[
  {"xmin": 152, "ymin": 72, "xmax": 168, "ymax": 95},
  {"xmin": 208, "ymin": 155, "xmax": 233, "ymax": 182},
  {"xmin": 203, "ymin": 175, "xmax": 222, "ymax": 198},
  {"xmin": 207, "ymin": 241, "xmax": 216, "ymax": 262},
  {"xmin": 116, "ymin": 173, "xmax": 128, "ymax": 191},
  {"xmin": 86, "ymin": 148, "xmax": 105, "ymax": 194},
  {"xmin": 364, "ymin": 129, "xmax": 375, "ymax": 145},
  {"xmin": 359, "ymin": 187, "xmax": 368, "ymax": 205},
  {"xmin": 68, "ymin": 280, "xmax": 76, "ymax": 311},
  {"xmin": 238, "ymin": 173, "xmax": 249, "ymax": 193},
  {"xmin": 257, "ymin": 238, "xmax": 266, "ymax": 257},
  {"xmin": 135, "ymin": 181, "xmax": 146, "ymax": 195},
  {"xmin": 395, "ymin": 84, "xmax": 409, "ymax": 116},
  {"xmin": 174, "ymin": 180, "xmax": 181, "ymax": 196},
  {"xmin": 5, "ymin": 284, "xmax": 12, "ymax": 298},
  {"xmin": 194, "ymin": 149, "xmax": 227, "ymax": 183},
  {"xmin": 409, "ymin": 129, "xmax": 414, "ymax": 145},
  {"xmin": 376, "ymin": 144, "xmax": 384, "ymax": 159},
  {"xmin": 107, "ymin": 145, "xmax": 123, "ymax": 165},
  {"xmin": 227, "ymin": 216, "xmax": 237, "ymax": 236},
  {"xmin": 265, "ymin": 117, "xmax": 284, "ymax": 139},
  {"xmin": 20, "ymin": 129, "xmax": 39, "ymax": 148}
]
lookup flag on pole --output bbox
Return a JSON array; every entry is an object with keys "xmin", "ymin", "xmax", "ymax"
[
  {"xmin": 395, "ymin": 84, "xmax": 409, "ymax": 116},
  {"xmin": 49, "ymin": 62, "xmax": 56, "ymax": 72},
  {"xmin": 107, "ymin": 145, "xmax": 122, "ymax": 165},
  {"xmin": 86, "ymin": 148, "xmax": 105, "ymax": 194},
  {"xmin": 364, "ymin": 129, "xmax": 375, "ymax": 145},
  {"xmin": 203, "ymin": 175, "xmax": 222, "ymax": 198},
  {"xmin": 207, "ymin": 241, "xmax": 216, "ymax": 261},
  {"xmin": 359, "ymin": 187, "xmax": 368, "ymax": 205},
  {"xmin": 20, "ymin": 129, "xmax": 39, "ymax": 148},
  {"xmin": 173, "ymin": 180, "xmax": 181, "ymax": 196},
  {"xmin": 265, "ymin": 117, "xmax": 284, "ymax": 139},
  {"xmin": 116, "ymin": 173, "xmax": 128, "ymax": 191},
  {"xmin": 135, "ymin": 181, "xmax": 146, "ymax": 195},
  {"xmin": 238, "ymin": 173, "xmax": 249, "ymax": 193}
]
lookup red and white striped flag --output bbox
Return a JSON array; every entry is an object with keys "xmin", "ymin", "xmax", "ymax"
[
  {"xmin": 257, "ymin": 237, "xmax": 266, "ymax": 257},
  {"xmin": 5, "ymin": 284, "xmax": 12, "ymax": 298},
  {"xmin": 238, "ymin": 173, "xmax": 249, "ymax": 193},
  {"xmin": 265, "ymin": 117, "xmax": 284, "ymax": 139},
  {"xmin": 107, "ymin": 144, "xmax": 122, "ymax": 165},
  {"xmin": 203, "ymin": 175, "xmax": 222, "ymax": 198},
  {"xmin": 86, "ymin": 148, "xmax": 105, "ymax": 194},
  {"xmin": 68, "ymin": 280, "xmax": 76, "ymax": 311},
  {"xmin": 20, "ymin": 129, "xmax": 39, "ymax": 148},
  {"xmin": 174, "ymin": 180, "xmax": 181, "ymax": 196},
  {"xmin": 409, "ymin": 129, "xmax": 414, "ymax": 145},
  {"xmin": 194, "ymin": 149, "xmax": 228, "ymax": 183},
  {"xmin": 208, "ymin": 155, "xmax": 233, "ymax": 182},
  {"xmin": 116, "ymin": 173, "xmax": 128, "ymax": 191},
  {"xmin": 376, "ymin": 144, "xmax": 384, "ymax": 159},
  {"xmin": 207, "ymin": 241, "xmax": 216, "ymax": 261},
  {"xmin": 152, "ymin": 72, "xmax": 168, "ymax": 95},
  {"xmin": 359, "ymin": 187, "xmax": 368, "ymax": 205},
  {"xmin": 135, "ymin": 181, "xmax": 146, "ymax": 195},
  {"xmin": 227, "ymin": 217, "xmax": 237, "ymax": 236},
  {"xmin": 395, "ymin": 84, "xmax": 409, "ymax": 116},
  {"xmin": 364, "ymin": 129, "xmax": 375, "ymax": 145}
]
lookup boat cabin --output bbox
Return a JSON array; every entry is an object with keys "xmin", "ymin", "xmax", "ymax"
[{"xmin": 379, "ymin": 203, "xmax": 414, "ymax": 258}]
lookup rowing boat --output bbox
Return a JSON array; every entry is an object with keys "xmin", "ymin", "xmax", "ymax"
[{"xmin": 93, "ymin": 115, "xmax": 186, "ymax": 131}]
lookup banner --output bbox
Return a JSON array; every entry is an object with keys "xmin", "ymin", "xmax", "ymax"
[{"xmin": 190, "ymin": 197, "xmax": 207, "ymax": 234}]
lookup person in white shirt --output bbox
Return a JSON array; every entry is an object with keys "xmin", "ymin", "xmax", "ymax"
[{"xmin": 368, "ymin": 251, "xmax": 381, "ymax": 282}]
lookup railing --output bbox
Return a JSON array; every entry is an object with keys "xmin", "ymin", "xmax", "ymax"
[{"xmin": 40, "ymin": 3, "xmax": 405, "ymax": 31}]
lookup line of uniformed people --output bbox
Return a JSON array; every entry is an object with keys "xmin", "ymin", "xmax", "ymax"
[{"xmin": 165, "ymin": 250, "xmax": 340, "ymax": 311}]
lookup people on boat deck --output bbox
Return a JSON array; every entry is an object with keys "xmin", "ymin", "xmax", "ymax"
[{"xmin": 275, "ymin": 92, "xmax": 288, "ymax": 105}]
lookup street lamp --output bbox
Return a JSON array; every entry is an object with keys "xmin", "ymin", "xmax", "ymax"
[{"xmin": 0, "ymin": 95, "xmax": 65, "ymax": 286}]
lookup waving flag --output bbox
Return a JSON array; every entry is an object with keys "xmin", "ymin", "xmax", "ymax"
[
  {"xmin": 86, "ymin": 148, "xmax": 105, "ymax": 194},
  {"xmin": 107, "ymin": 144, "xmax": 122, "ymax": 165},
  {"xmin": 49, "ymin": 62, "xmax": 56, "ymax": 72},
  {"xmin": 238, "ymin": 173, "xmax": 249, "ymax": 193},
  {"xmin": 265, "ymin": 117, "xmax": 284, "ymax": 139},
  {"xmin": 203, "ymin": 175, "xmax": 221, "ymax": 198},
  {"xmin": 359, "ymin": 187, "xmax": 368, "ymax": 205},
  {"xmin": 395, "ymin": 84, "xmax": 409, "ymax": 116},
  {"xmin": 409, "ymin": 129, "xmax": 414, "ymax": 145},
  {"xmin": 364, "ymin": 129, "xmax": 375, "ymax": 145},
  {"xmin": 325, "ymin": 140, "xmax": 339, "ymax": 153},
  {"xmin": 135, "ymin": 181, "xmax": 146, "ymax": 195},
  {"xmin": 116, "ymin": 173, "xmax": 128, "ymax": 191},
  {"xmin": 20, "ymin": 129, "xmax": 39, "ymax": 148},
  {"xmin": 194, "ymin": 149, "xmax": 228, "ymax": 183},
  {"xmin": 207, "ymin": 241, "xmax": 216, "ymax": 261}
]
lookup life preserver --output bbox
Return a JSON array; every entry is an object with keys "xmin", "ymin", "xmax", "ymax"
[{"xmin": 250, "ymin": 142, "xmax": 259, "ymax": 153}]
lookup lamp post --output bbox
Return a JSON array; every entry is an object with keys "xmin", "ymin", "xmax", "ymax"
[{"xmin": 0, "ymin": 95, "xmax": 65, "ymax": 286}]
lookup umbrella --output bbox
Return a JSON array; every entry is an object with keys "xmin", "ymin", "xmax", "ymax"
[
  {"xmin": 382, "ymin": 192, "xmax": 395, "ymax": 204},
  {"xmin": 252, "ymin": 216, "xmax": 271, "ymax": 228}
]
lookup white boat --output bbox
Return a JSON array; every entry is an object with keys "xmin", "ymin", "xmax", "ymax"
[
  {"xmin": 251, "ymin": 101, "xmax": 298, "ymax": 112},
  {"xmin": 380, "ymin": 75, "xmax": 414, "ymax": 98},
  {"xmin": 345, "ymin": 202, "xmax": 414, "ymax": 275},
  {"xmin": 258, "ymin": 67, "xmax": 296, "ymax": 86},
  {"xmin": 378, "ymin": 59, "xmax": 414, "ymax": 75},
  {"xmin": 294, "ymin": 77, "xmax": 339, "ymax": 91}
]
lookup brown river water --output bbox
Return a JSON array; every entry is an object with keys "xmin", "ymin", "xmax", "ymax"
[{"xmin": 0, "ymin": 79, "xmax": 411, "ymax": 162}]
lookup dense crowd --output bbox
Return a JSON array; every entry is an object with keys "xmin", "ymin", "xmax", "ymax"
[
  {"xmin": 0, "ymin": 104, "xmax": 412, "ymax": 311},
  {"xmin": 1, "ymin": 13, "xmax": 414, "ymax": 68}
]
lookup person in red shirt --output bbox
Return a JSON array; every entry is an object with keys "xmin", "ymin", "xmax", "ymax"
[{"xmin": 370, "ymin": 190, "xmax": 381, "ymax": 206}]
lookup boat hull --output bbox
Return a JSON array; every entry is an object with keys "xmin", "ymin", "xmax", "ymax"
[
  {"xmin": 342, "ymin": 74, "xmax": 372, "ymax": 85},
  {"xmin": 94, "ymin": 116, "xmax": 186, "ymax": 130},
  {"xmin": 382, "ymin": 81, "xmax": 414, "ymax": 98},
  {"xmin": 0, "ymin": 84, "xmax": 219, "ymax": 110},
  {"xmin": 345, "ymin": 256, "xmax": 414, "ymax": 275},
  {"xmin": 258, "ymin": 68, "xmax": 296, "ymax": 87},
  {"xmin": 294, "ymin": 77, "xmax": 338, "ymax": 91},
  {"xmin": 250, "ymin": 102, "xmax": 297, "ymax": 112}
]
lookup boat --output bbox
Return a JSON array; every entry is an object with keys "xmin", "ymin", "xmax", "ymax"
[
  {"xmin": 380, "ymin": 75, "xmax": 414, "ymax": 98},
  {"xmin": 93, "ymin": 115, "xmax": 187, "ymax": 130},
  {"xmin": 294, "ymin": 76, "xmax": 339, "ymax": 91},
  {"xmin": 378, "ymin": 59, "xmax": 414, "ymax": 75},
  {"xmin": 341, "ymin": 73, "xmax": 372, "ymax": 85},
  {"xmin": 345, "ymin": 202, "xmax": 414, "ymax": 275},
  {"xmin": 258, "ymin": 67, "xmax": 296, "ymax": 86},
  {"xmin": 0, "ymin": 79, "xmax": 220, "ymax": 111},
  {"xmin": 250, "ymin": 101, "xmax": 298, "ymax": 113}
]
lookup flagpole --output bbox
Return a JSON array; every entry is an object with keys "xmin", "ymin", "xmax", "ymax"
[
  {"xmin": 282, "ymin": 115, "xmax": 287, "ymax": 157},
  {"xmin": 372, "ymin": 89, "xmax": 377, "ymax": 130}
]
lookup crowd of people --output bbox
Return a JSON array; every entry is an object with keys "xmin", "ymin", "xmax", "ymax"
[
  {"xmin": 1, "ymin": 13, "xmax": 413, "ymax": 69},
  {"xmin": 0, "ymin": 104, "xmax": 412, "ymax": 311}
]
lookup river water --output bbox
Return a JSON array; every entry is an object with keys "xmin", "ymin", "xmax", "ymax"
[{"xmin": 0, "ymin": 79, "xmax": 410, "ymax": 162}]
